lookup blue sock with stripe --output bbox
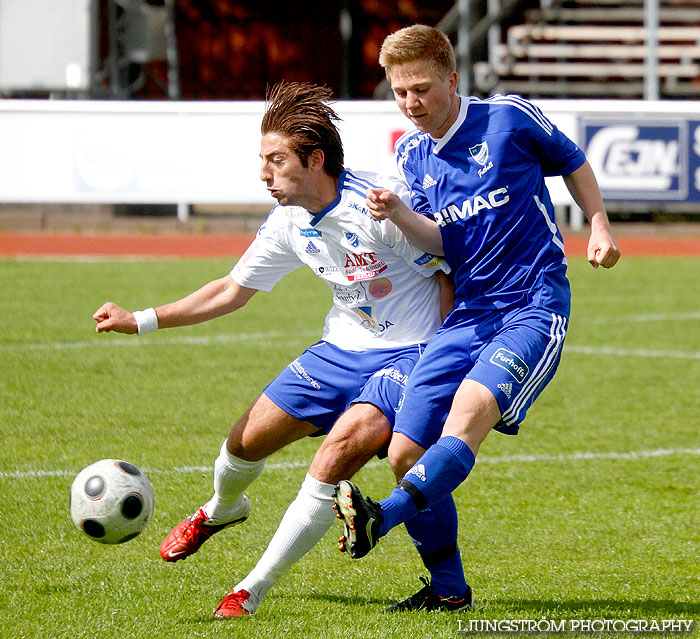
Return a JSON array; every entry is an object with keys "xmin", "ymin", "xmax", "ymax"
[
  {"xmin": 404, "ymin": 495, "xmax": 468, "ymax": 598},
  {"xmin": 379, "ymin": 436, "xmax": 476, "ymax": 537}
]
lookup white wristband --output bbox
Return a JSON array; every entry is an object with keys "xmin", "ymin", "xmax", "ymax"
[{"xmin": 133, "ymin": 308, "xmax": 158, "ymax": 335}]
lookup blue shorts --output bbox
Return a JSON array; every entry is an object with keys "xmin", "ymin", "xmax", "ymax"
[
  {"xmin": 394, "ymin": 305, "xmax": 568, "ymax": 448},
  {"xmin": 264, "ymin": 341, "xmax": 424, "ymax": 435}
]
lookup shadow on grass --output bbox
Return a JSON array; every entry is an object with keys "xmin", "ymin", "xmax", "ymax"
[
  {"xmin": 174, "ymin": 596, "xmax": 700, "ymax": 626},
  {"xmin": 489, "ymin": 599, "xmax": 700, "ymax": 617},
  {"xmin": 276, "ymin": 593, "xmax": 700, "ymax": 617},
  {"xmin": 288, "ymin": 592, "xmax": 392, "ymax": 607}
]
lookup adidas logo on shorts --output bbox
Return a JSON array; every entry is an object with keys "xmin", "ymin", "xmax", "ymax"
[{"xmin": 497, "ymin": 382, "xmax": 513, "ymax": 399}]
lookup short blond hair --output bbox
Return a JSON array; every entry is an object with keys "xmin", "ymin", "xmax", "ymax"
[{"xmin": 379, "ymin": 24, "xmax": 456, "ymax": 79}]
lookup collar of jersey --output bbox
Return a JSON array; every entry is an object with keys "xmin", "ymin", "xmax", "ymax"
[
  {"xmin": 431, "ymin": 95, "xmax": 470, "ymax": 154},
  {"xmin": 308, "ymin": 169, "xmax": 348, "ymax": 226}
]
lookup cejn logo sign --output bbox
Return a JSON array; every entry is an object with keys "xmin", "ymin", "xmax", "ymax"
[{"xmin": 581, "ymin": 119, "xmax": 691, "ymax": 201}]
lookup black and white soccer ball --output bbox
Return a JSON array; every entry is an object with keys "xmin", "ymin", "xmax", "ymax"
[{"xmin": 70, "ymin": 459, "xmax": 154, "ymax": 544}]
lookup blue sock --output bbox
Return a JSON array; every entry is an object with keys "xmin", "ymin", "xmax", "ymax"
[
  {"xmin": 378, "ymin": 485, "xmax": 415, "ymax": 536},
  {"xmin": 404, "ymin": 495, "xmax": 467, "ymax": 598},
  {"xmin": 379, "ymin": 436, "xmax": 476, "ymax": 537}
]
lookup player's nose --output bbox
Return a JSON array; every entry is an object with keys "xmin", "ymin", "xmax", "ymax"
[{"xmin": 405, "ymin": 92, "xmax": 421, "ymax": 109}]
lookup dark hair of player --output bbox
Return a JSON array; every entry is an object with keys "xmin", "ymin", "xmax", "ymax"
[{"xmin": 261, "ymin": 81, "xmax": 344, "ymax": 179}]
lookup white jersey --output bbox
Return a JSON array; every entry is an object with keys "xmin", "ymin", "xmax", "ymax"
[{"xmin": 232, "ymin": 169, "xmax": 450, "ymax": 350}]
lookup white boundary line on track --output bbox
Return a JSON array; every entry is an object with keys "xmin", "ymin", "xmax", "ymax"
[
  {"xmin": 2, "ymin": 333, "xmax": 699, "ymax": 360},
  {"xmin": 2, "ymin": 447, "xmax": 699, "ymax": 480}
]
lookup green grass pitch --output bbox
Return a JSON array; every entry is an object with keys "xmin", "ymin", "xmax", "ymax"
[{"xmin": 1, "ymin": 256, "xmax": 698, "ymax": 639}]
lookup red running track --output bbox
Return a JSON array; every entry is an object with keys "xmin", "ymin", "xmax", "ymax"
[{"xmin": 0, "ymin": 232, "xmax": 699, "ymax": 258}]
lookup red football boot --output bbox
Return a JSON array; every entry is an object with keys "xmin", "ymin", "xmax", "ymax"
[
  {"xmin": 214, "ymin": 589, "xmax": 255, "ymax": 619},
  {"xmin": 159, "ymin": 497, "xmax": 250, "ymax": 562}
]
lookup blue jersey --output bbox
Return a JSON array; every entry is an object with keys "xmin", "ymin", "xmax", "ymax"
[{"xmin": 394, "ymin": 95, "xmax": 586, "ymax": 317}]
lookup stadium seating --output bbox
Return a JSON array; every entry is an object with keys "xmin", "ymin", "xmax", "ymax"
[{"xmin": 473, "ymin": 0, "xmax": 700, "ymax": 98}]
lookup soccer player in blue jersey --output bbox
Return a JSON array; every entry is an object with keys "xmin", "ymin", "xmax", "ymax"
[
  {"xmin": 333, "ymin": 24, "xmax": 621, "ymax": 607},
  {"xmin": 93, "ymin": 81, "xmax": 462, "ymax": 618}
]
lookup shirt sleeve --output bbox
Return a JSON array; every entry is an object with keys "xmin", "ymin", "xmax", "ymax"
[
  {"xmin": 395, "ymin": 142, "xmax": 433, "ymax": 217},
  {"xmin": 230, "ymin": 216, "xmax": 302, "ymax": 292},
  {"xmin": 516, "ymin": 100, "xmax": 586, "ymax": 177}
]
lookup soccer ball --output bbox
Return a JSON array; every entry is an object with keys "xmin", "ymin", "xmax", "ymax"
[{"xmin": 70, "ymin": 459, "xmax": 154, "ymax": 544}]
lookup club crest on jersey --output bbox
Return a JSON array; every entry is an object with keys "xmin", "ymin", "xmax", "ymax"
[
  {"xmin": 490, "ymin": 348, "xmax": 529, "ymax": 383},
  {"xmin": 300, "ymin": 228, "xmax": 322, "ymax": 238},
  {"xmin": 470, "ymin": 142, "xmax": 494, "ymax": 177},
  {"xmin": 344, "ymin": 232, "xmax": 359, "ymax": 248},
  {"xmin": 469, "ymin": 142, "xmax": 489, "ymax": 165}
]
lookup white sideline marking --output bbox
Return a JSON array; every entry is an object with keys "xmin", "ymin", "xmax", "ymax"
[
  {"xmin": 586, "ymin": 311, "xmax": 700, "ymax": 323},
  {"xmin": 2, "ymin": 447, "xmax": 698, "ymax": 480},
  {"xmin": 565, "ymin": 345, "xmax": 700, "ymax": 360},
  {"xmin": 2, "ymin": 335, "xmax": 699, "ymax": 361},
  {"xmin": 0, "ymin": 330, "xmax": 319, "ymax": 352}
]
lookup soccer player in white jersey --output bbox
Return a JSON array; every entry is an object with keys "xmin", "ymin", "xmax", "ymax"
[
  {"xmin": 333, "ymin": 25, "xmax": 621, "ymax": 608},
  {"xmin": 92, "ymin": 81, "xmax": 460, "ymax": 618}
]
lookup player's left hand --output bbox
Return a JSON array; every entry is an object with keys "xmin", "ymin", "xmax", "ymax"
[{"xmin": 587, "ymin": 229, "xmax": 621, "ymax": 269}]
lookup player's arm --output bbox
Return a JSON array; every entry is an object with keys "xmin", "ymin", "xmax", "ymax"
[
  {"xmin": 366, "ymin": 187, "xmax": 444, "ymax": 256},
  {"xmin": 93, "ymin": 275, "xmax": 258, "ymax": 335},
  {"xmin": 433, "ymin": 270, "xmax": 455, "ymax": 322},
  {"xmin": 563, "ymin": 160, "xmax": 621, "ymax": 269}
]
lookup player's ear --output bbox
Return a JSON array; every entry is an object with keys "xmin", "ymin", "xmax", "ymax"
[
  {"xmin": 448, "ymin": 71, "xmax": 458, "ymax": 95},
  {"xmin": 308, "ymin": 148, "xmax": 325, "ymax": 173}
]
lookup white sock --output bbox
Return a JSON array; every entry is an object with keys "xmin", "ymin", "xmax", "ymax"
[
  {"xmin": 202, "ymin": 439, "xmax": 266, "ymax": 523},
  {"xmin": 234, "ymin": 474, "xmax": 336, "ymax": 610}
]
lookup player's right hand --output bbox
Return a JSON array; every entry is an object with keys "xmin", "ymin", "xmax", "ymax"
[
  {"xmin": 366, "ymin": 187, "xmax": 402, "ymax": 221},
  {"xmin": 93, "ymin": 302, "xmax": 138, "ymax": 334}
]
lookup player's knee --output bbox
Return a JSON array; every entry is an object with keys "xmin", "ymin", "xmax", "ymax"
[
  {"xmin": 341, "ymin": 403, "xmax": 391, "ymax": 437},
  {"xmin": 387, "ymin": 437, "xmax": 425, "ymax": 481},
  {"xmin": 224, "ymin": 435, "xmax": 261, "ymax": 462},
  {"xmin": 334, "ymin": 418, "xmax": 390, "ymax": 452},
  {"xmin": 320, "ymin": 407, "xmax": 391, "ymax": 463}
]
